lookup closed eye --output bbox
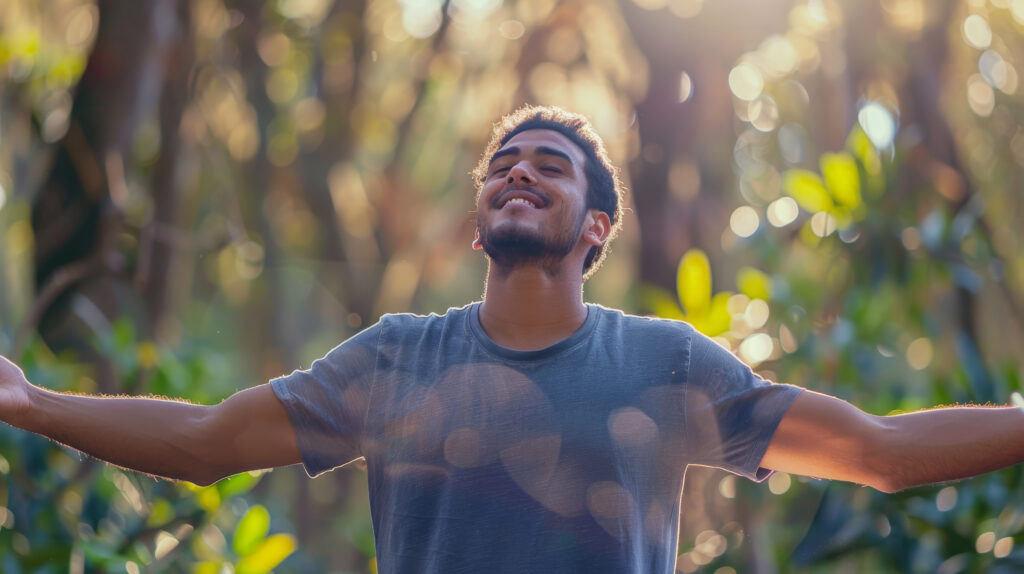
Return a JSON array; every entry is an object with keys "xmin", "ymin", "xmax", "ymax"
[{"xmin": 540, "ymin": 166, "xmax": 563, "ymax": 174}]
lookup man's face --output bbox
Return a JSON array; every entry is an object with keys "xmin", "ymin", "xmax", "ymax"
[{"xmin": 475, "ymin": 129, "xmax": 590, "ymax": 272}]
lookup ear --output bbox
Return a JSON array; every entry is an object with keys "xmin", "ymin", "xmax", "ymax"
[
  {"xmin": 582, "ymin": 210, "xmax": 611, "ymax": 247},
  {"xmin": 472, "ymin": 228, "xmax": 483, "ymax": 250}
]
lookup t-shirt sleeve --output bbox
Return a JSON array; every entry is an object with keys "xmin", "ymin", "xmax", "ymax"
[
  {"xmin": 270, "ymin": 322, "xmax": 382, "ymax": 477},
  {"xmin": 683, "ymin": 329, "xmax": 803, "ymax": 482}
]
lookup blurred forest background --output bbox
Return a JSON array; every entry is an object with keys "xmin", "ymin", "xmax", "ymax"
[{"xmin": 1, "ymin": 0, "xmax": 1024, "ymax": 571}]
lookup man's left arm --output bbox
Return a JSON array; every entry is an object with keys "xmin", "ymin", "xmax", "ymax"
[{"xmin": 760, "ymin": 390, "xmax": 1024, "ymax": 492}]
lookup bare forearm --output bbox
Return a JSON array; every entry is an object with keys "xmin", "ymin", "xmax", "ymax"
[
  {"xmin": 13, "ymin": 385, "xmax": 219, "ymax": 484},
  {"xmin": 878, "ymin": 406, "xmax": 1024, "ymax": 491}
]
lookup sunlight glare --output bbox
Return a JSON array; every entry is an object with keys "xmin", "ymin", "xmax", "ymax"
[
  {"xmin": 729, "ymin": 206, "xmax": 760, "ymax": 238},
  {"xmin": 810, "ymin": 211, "xmax": 836, "ymax": 237},
  {"xmin": 499, "ymin": 20, "xmax": 526, "ymax": 39},
  {"xmin": 679, "ymin": 72, "xmax": 693, "ymax": 103},
  {"xmin": 633, "ymin": 0, "xmax": 669, "ymax": 9},
  {"xmin": 729, "ymin": 64, "xmax": 764, "ymax": 101},
  {"xmin": 967, "ymin": 74, "xmax": 995, "ymax": 116},
  {"xmin": 936, "ymin": 486, "xmax": 957, "ymax": 511},
  {"xmin": 0, "ymin": 181, "xmax": 6, "ymax": 212},
  {"xmin": 1014, "ymin": 0, "xmax": 1024, "ymax": 24},
  {"xmin": 979, "ymin": 50, "xmax": 1016, "ymax": 94},
  {"xmin": 739, "ymin": 333, "xmax": 773, "ymax": 365},
  {"xmin": 906, "ymin": 337, "xmax": 933, "ymax": 370},
  {"xmin": 746, "ymin": 299, "xmax": 770, "ymax": 329},
  {"xmin": 154, "ymin": 530, "xmax": 180, "ymax": 560},
  {"xmin": 767, "ymin": 196, "xmax": 799, "ymax": 227},
  {"xmin": 749, "ymin": 96, "xmax": 779, "ymax": 132},
  {"xmin": 768, "ymin": 472, "xmax": 791, "ymax": 494},
  {"xmin": 669, "ymin": 0, "xmax": 703, "ymax": 18},
  {"xmin": 453, "ymin": 0, "xmax": 502, "ymax": 18},
  {"xmin": 995, "ymin": 537, "xmax": 1014, "ymax": 558},
  {"xmin": 857, "ymin": 102, "xmax": 896, "ymax": 149},
  {"xmin": 719, "ymin": 476, "xmax": 736, "ymax": 499},
  {"xmin": 963, "ymin": 14, "xmax": 992, "ymax": 49},
  {"xmin": 401, "ymin": 0, "xmax": 444, "ymax": 38},
  {"xmin": 977, "ymin": 531, "xmax": 996, "ymax": 553}
]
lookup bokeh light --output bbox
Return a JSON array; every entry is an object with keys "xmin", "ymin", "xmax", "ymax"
[
  {"xmin": 967, "ymin": 74, "xmax": 995, "ymax": 116},
  {"xmin": 729, "ymin": 63, "xmax": 764, "ymax": 101},
  {"xmin": 962, "ymin": 14, "xmax": 991, "ymax": 50},
  {"xmin": 906, "ymin": 337, "xmax": 933, "ymax": 370},
  {"xmin": 739, "ymin": 332, "xmax": 773, "ymax": 364},
  {"xmin": 679, "ymin": 71, "xmax": 693, "ymax": 103},
  {"xmin": 729, "ymin": 205, "xmax": 760, "ymax": 238},
  {"xmin": 767, "ymin": 197, "xmax": 799, "ymax": 227},
  {"xmin": 858, "ymin": 102, "xmax": 896, "ymax": 149}
]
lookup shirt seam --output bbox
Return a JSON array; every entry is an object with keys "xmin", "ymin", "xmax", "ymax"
[
  {"xmin": 359, "ymin": 315, "xmax": 385, "ymax": 459},
  {"xmin": 679, "ymin": 328, "xmax": 694, "ymax": 468}
]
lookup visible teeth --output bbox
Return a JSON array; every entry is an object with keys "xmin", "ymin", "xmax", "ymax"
[{"xmin": 505, "ymin": 198, "xmax": 535, "ymax": 207}]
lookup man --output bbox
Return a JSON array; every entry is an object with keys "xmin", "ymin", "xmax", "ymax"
[{"xmin": 1, "ymin": 105, "xmax": 1023, "ymax": 573}]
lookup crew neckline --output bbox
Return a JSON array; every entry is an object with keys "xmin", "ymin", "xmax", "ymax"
[{"xmin": 467, "ymin": 302, "xmax": 600, "ymax": 362}]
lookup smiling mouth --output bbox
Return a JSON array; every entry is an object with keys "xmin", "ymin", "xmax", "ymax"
[{"xmin": 495, "ymin": 189, "xmax": 549, "ymax": 209}]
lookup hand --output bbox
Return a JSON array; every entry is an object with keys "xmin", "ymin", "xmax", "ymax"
[{"xmin": 0, "ymin": 354, "xmax": 34, "ymax": 427}]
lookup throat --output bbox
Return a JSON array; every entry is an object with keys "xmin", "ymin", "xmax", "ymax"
[{"xmin": 478, "ymin": 289, "xmax": 588, "ymax": 351}]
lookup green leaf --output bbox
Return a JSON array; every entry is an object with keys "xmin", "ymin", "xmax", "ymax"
[
  {"xmin": 232, "ymin": 505, "xmax": 270, "ymax": 557},
  {"xmin": 820, "ymin": 152, "xmax": 861, "ymax": 210},
  {"xmin": 235, "ymin": 534, "xmax": 296, "ymax": 574},
  {"xmin": 677, "ymin": 249, "xmax": 712, "ymax": 316},
  {"xmin": 217, "ymin": 471, "xmax": 262, "ymax": 499},
  {"xmin": 736, "ymin": 267, "xmax": 772, "ymax": 301},
  {"xmin": 146, "ymin": 498, "xmax": 175, "ymax": 527},
  {"xmin": 783, "ymin": 169, "xmax": 833, "ymax": 213}
]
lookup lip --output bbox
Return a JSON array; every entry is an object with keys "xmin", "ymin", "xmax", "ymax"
[{"xmin": 493, "ymin": 188, "xmax": 550, "ymax": 209}]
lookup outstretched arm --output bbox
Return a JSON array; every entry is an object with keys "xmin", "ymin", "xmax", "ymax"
[
  {"xmin": 0, "ymin": 354, "xmax": 301, "ymax": 486},
  {"xmin": 761, "ymin": 390, "xmax": 1024, "ymax": 492}
]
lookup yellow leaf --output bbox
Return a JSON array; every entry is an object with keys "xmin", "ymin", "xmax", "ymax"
[
  {"xmin": 236, "ymin": 534, "xmax": 297, "ymax": 574},
  {"xmin": 736, "ymin": 267, "xmax": 772, "ymax": 300},
  {"xmin": 193, "ymin": 562, "xmax": 222, "ymax": 574},
  {"xmin": 677, "ymin": 249, "xmax": 712, "ymax": 316},
  {"xmin": 820, "ymin": 152, "xmax": 861, "ymax": 210},
  {"xmin": 705, "ymin": 292, "xmax": 733, "ymax": 337},
  {"xmin": 783, "ymin": 169, "xmax": 833, "ymax": 213},
  {"xmin": 685, "ymin": 292, "xmax": 733, "ymax": 337}
]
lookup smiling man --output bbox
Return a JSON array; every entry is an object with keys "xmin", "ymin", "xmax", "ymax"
[{"xmin": 3, "ymin": 105, "xmax": 1024, "ymax": 573}]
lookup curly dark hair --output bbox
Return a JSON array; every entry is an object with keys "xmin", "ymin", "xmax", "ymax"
[{"xmin": 472, "ymin": 105, "xmax": 625, "ymax": 280}]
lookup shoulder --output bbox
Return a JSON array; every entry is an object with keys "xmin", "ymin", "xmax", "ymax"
[
  {"xmin": 377, "ymin": 303, "xmax": 476, "ymax": 341},
  {"xmin": 589, "ymin": 304, "xmax": 696, "ymax": 339}
]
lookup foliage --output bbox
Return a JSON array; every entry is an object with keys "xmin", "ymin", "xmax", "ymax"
[{"xmin": 1, "ymin": 0, "xmax": 1024, "ymax": 572}]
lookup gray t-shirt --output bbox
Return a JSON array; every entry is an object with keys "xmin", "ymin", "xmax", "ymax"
[{"xmin": 271, "ymin": 303, "xmax": 802, "ymax": 573}]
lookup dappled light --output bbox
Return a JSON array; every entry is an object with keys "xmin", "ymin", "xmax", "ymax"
[{"xmin": 1, "ymin": 0, "xmax": 1024, "ymax": 571}]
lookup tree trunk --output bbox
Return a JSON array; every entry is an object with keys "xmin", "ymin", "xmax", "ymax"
[{"xmin": 29, "ymin": 0, "xmax": 177, "ymax": 390}]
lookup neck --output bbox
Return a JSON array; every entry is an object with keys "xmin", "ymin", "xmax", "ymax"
[{"xmin": 479, "ymin": 263, "xmax": 588, "ymax": 351}]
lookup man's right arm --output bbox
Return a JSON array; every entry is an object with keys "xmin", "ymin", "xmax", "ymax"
[{"xmin": 0, "ymin": 354, "xmax": 301, "ymax": 486}]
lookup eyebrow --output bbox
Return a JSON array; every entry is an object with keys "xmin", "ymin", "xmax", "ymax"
[{"xmin": 488, "ymin": 145, "xmax": 575, "ymax": 167}]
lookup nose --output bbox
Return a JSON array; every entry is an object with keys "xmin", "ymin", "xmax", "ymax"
[{"xmin": 506, "ymin": 162, "xmax": 536, "ymax": 185}]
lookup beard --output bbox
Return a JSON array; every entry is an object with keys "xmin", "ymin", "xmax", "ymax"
[{"xmin": 477, "ymin": 207, "xmax": 587, "ymax": 276}]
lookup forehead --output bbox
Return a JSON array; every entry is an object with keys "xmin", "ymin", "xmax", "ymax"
[{"xmin": 497, "ymin": 129, "xmax": 586, "ymax": 164}]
